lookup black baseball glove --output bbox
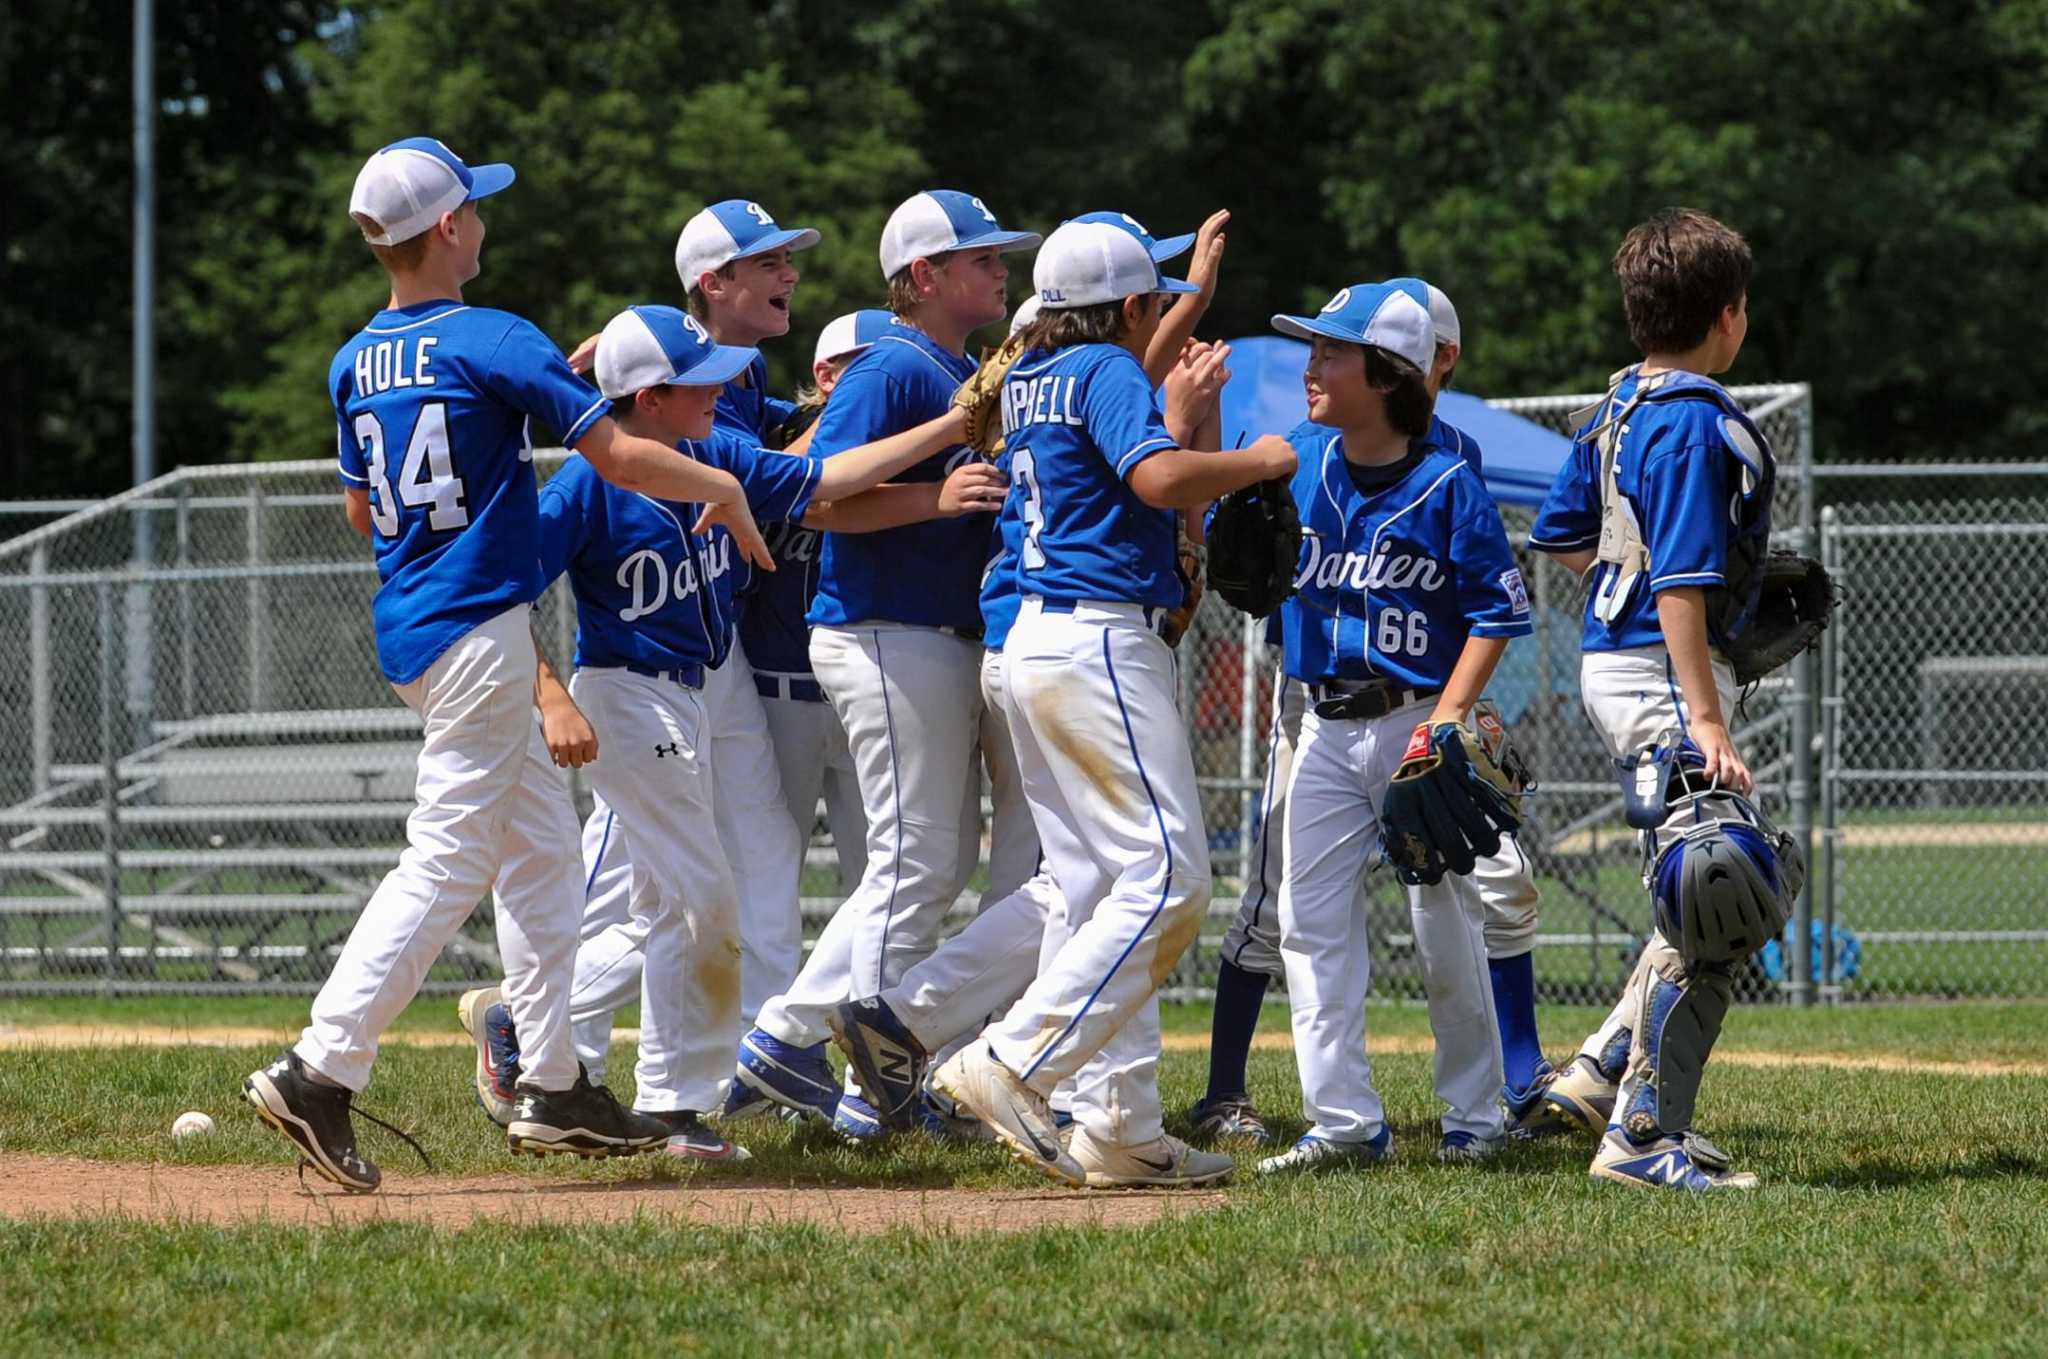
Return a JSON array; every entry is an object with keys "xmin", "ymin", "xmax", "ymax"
[
  {"xmin": 1205, "ymin": 478, "xmax": 1301, "ymax": 618},
  {"xmin": 1381, "ymin": 721, "xmax": 1525, "ymax": 886},
  {"xmin": 1725, "ymin": 551, "xmax": 1839, "ymax": 685}
]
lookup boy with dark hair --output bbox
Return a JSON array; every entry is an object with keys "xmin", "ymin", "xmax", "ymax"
[{"xmin": 1524, "ymin": 208, "xmax": 1792, "ymax": 1191}]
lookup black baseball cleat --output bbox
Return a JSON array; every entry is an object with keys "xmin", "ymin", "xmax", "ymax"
[
  {"xmin": 829, "ymin": 996, "xmax": 929, "ymax": 1131},
  {"xmin": 506, "ymin": 1069, "xmax": 670, "ymax": 1159},
  {"xmin": 242, "ymin": 1049, "xmax": 381, "ymax": 1193}
]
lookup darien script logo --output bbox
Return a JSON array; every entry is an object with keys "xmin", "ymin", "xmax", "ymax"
[
  {"xmin": 1295, "ymin": 530, "xmax": 1448, "ymax": 595},
  {"xmin": 615, "ymin": 538, "xmax": 732, "ymax": 621}
]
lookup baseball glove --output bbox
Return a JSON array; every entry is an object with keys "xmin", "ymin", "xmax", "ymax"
[
  {"xmin": 1724, "ymin": 551, "xmax": 1838, "ymax": 686},
  {"xmin": 1381, "ymin": 720, "xmax": 1525, "ymax": 886},
  {"xmin": 1162, "ymin": 521, "xmax": 1206, "ymax": 648},
  {"xmin": 951, "ymin": 334, "xmax": 1028, "ymax": 459},
  {"xmin": 1206, "ymin": 478, "xmax": 1301, "ymax": 617}
]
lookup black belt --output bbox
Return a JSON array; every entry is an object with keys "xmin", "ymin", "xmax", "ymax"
[
  {"xmin": 1310, "ymin": 677, "xmax": 1437, "ymax": 722},
  {"xmin": 1040, "ymin": 599, "xmax": 1172, "ymax": 639},
  {"xmin": 755, "ymin": 673, "xmax": 826, "ymax": 703},
  {"xmin": 622, "ymin": 661, "xmax": 704, "ymax": 689}
]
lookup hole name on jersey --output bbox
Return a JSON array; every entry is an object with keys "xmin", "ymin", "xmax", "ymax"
[
  {"xmin": 616, "ymin": 539, "xmax": 732, "ymax": 621},
  {"xmin": 354, "ymin": 336, "xmax": 438, "ymax": 396},
  {"xmin": 1295, "ymin": 531, "xmax": 1448, "ymax": 594},
  {"xmin": 1003, "ymin": 373, "xmax": 1083, "ymax": 434}
]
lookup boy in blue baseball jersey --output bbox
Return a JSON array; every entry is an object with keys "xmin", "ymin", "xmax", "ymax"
[
  {"xmin": 734, "ymin": 190, "xmax": 1045, "ymax": 1122},
  {"xmin": 1250, "ymin": 282, "xmax": 1532, "ymax": 1175},
  {"xmin": 927, "ymin": 218, "xmax": 1294, "ymax": 1186},
  {"xmin": 1524, "ymin": 209, "xmax": 1777, "ymax": 1191},
  {"xmin": 243, "ymin": 139, "xmax": 773, "ymax": 1192}
]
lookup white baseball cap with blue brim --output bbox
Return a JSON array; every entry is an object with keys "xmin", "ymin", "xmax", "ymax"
[
  {"xmin": 879, "ymin": 190, "xmax": 1041, "ymax": 281},
  {"xmin": 1034, "ymin": 220, "xmax": 1201, "ymax": 310},
  {"xmin": 1008, "ymin": 295, "xmax": 1043, "ymax": 338},
  {"xmin": 1271, "ymin": 283, "xmax": 1435, "ymax": 373},
  {"xmin": 814, "ymin": 309, "xmax": 898, "ymax": 367},
  {"xmin": 675, "ymin": 199, "xmax": 823, "ymax": 293},
  {"xmin": 349, "ymin": 137, "xmax": 515, "ymax": 245},
  {"xmin": 1068, "ymin": 210, "xmax": 1196, "ymax": 265},
  {"xmin": 594, "ymin": 305, "xmax": 762, "ymax": 400}
]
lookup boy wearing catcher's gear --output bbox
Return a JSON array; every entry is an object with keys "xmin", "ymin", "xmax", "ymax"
[
  {"xmin": 1252, "ymin": 282, "xmax": 1532, "ymax": 1175},
  {"xmin": 244, "ymin": 139, "xmax": 775, "ymax": 1191},
  {"xmin": 453, "ymin": 307, "xmax": 1000, "ymax": 1159},
  {"xmin": 733, "ymin": 190, "xmax": 1041, "ymax": 1122},
  {"xmin": 1195, "ymin": 281, "xmax": 1555, "ymax": 1147},
  {"xmin": 929, "ymin": 219, "xmax": 1293, "ymax": 1187},
  {"xmin": 1524, "ymin": 208, "xmax": 1784, "ymax": 1190}
]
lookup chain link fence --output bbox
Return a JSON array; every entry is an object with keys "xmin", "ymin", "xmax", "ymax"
[{"xmin": 3, "ymin": 386, "xmax": 2041, "ymax": 1000}]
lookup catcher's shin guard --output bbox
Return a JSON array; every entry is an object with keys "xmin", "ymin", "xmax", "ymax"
[{"xmin": 1617, "ymin": 952, "xmax": 1733, "ymax": 1141}]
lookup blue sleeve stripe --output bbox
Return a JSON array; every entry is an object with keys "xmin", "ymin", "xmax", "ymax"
[
  {"xmin": 1650, "ymin": 569, "xmax": 1725, "ymax": 589},
  {"xmin": 560, "ymin": 395, "xmax": 609, "ymax": 447},
  {"xmin": 336, "ymin": 467, "xmax": 370, "ymax": 487},
  {"xmin": 1471, "ymin": 620, "xmax": 1536, "ymax": 638},
  {"xmin": 1528, "ymin": 532, "xmax": 1598, "ymax": 550},
  {"xmin": 1114, "ymin": 437, "xmax": 1175, "ymax": 477}
]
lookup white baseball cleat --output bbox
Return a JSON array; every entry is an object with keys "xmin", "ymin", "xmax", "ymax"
[
  {"xmin": 1069, "ymin": 1129, "xmax": 1234, "ymax": 1189},
  {"xmin": 1590, "ymin": 1128, "xmax": 1759, "ymax": 1192},
  {"xmin": 930, "ymin": 1044, "xmax": 1084, "ymax": 1187},
  {"xmin": 1256, "ymin": 1126, "xmax": 1392, "ymax": 1175},
  {"xmin": 1513, "ymin": 1053, "xmax": 1617, "ymax": 1138},
  {"xmin": 1437, "ymin": 1130, "xmax": 1505, "ymax": 1164}
]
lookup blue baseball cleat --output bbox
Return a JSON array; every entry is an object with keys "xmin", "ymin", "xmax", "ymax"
[
  {"xmin": 1512, "ymin": 1053, "xmax": 1616, "ymax": 1139},
  {"xmin": 457, "ymin": 987, "xmax": 520, "ymax": 1128},
  {"xmin": 1438, "ymin": 1129, "xmax": 1505, "ymax": 1163},
  {"xmin": 734, "ymin": 1029, "xmax": 841, "ymax": 1121},
  {"xmin": 828, "ymin": 997, "xmax": 929, "ymax": 1131},
  {"xmin": 1255, "ymin": 1124, "xmax": 1393, "ymax": 1175},
  {"xmin": 1590, "ymin": 1128, "xmax": 1759, "ymax": 1192},
  {"xmin": 832, "ymin": 1090, "xmax": 885, "ymax": 1143}
]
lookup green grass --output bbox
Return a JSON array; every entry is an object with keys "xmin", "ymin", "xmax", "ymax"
[{"xmin": 1, "ymin": 1000, "xmax": 2045, "ymax": 1356}]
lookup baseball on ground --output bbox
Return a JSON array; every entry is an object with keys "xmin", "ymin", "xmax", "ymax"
[{"xmin": 171, "ymin": 1111, "xmax": 216, "ymax": 1139}]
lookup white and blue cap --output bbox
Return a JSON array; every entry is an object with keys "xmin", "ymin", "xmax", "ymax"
[
  {"xmin": 348, "ymin": 136, "xmax": 514, "ymax": 245},
  {"xmin": 1033, "ymin": 220, "xmax": 1201, "ymax": 310},
  {"xmin": 878, "ymin": 190, "xmax": 1041, "ymax": 281},
  {"xmin": 1068, "ymin": 210, "xmax": 1196, "ymax": 265},
  {"xmin": 674, "ymin": 199, "xmax": 822, "ymax": 293},
  {"xmin": 813, "ymin": 308, "xmax": 897, "ymax": 367},
  {"xmin": 1008, "ymin": 295, "xmax": 1043, "ymax": 337},
  {"xmin": 593, "ymin": 304, "xmax": 762, "ymax": 401},
  {"xmin": 1271, "ymin": 282, "xmax": 1434, "ymax": 374},
  {"xmin": 1385, "ymin": 276, "xmax": 1462, "ymax": 347}
]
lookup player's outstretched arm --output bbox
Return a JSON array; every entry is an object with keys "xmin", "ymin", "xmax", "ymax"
[
  {"xmin": 573, "ymin": 417, "xmax": 774, "ymax": 569},
  {"xmin": 1657, "ymin": 585, "xmax": 1752, "ymax": 794},
  {"xmin": 1428, "ymin": 636, "xmax": 1510, "ymax": 725},
  {"xmin": 1142, "ymin": 210, "xmax": 1229, "ymax": 387},
  {"xmin": 809, "ymin": 407, "xmax": 973, "ymax": 502},
  {"xmin": 1128, "ymin": 435, "xmax": 1296, "ymax": 512},
  {"xmin": 806, "ymin": 461, "xmax": 1008, "ymax": 534}
]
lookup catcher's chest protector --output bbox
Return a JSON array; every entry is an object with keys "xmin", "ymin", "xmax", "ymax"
[{"xmin": 1577, "ymin": 367, "xmax": 1776, "ymax": 639}]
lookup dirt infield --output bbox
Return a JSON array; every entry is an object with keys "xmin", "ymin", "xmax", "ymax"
[
  {"xmin": 0, "ymin": 1153, "xmax": 1219, "ymax": 1233},
  {"xmin": 5, "ymin": 1022, "xmax": 2043, "ymax": 1078}
]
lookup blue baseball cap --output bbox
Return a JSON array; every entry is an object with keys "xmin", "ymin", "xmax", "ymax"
[
  {"xmin": 593, "ymin": 305, "xmax": 761, "ymax": 400},
  {"xmin": 1384, "ymin": 276, "xmax": 1461, "ymax": 345},
  {"xmin": 1271, "ymin": 283, "xmax": 1435, "ymax": 373},
  {"xmin": 1068, "ymin": 210, "xmax": 1196, "ymax": 266},
  {"xmin": 349, "ymin": 137, "xmax": 515, "ymax": 245},
  {"xmin": 879, "ymin": 190, "xmax": 1041, "ymax": 280},
  {"xmin": 814, "ymin": 308, "xmax": 898, "ymax": 366},
  {"xmin": 674, "ymin": 199, "xmax": 822, "ymax": 292}
]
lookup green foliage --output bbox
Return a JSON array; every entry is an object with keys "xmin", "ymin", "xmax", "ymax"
[{"xmin": 7, "ymin": 0, "xmax": 2048, "ymax": 491}]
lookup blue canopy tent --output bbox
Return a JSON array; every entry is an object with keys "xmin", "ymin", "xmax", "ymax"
[
  {"xmin": 1213, "ymin": 336, "xmax": 1580, "ymax": 719},
  {"xmin": 1215, "ymin": 336, "xmax": 1570, "ymax": 507}
]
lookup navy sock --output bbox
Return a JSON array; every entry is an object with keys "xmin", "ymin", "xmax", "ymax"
[
  {"xmin": 1489, "ymin": 951, "xmax": 1545, "ymax": 1095},
  {"xmin": 1205, "ymin": 959, "xmax": 1271, "ymax": 1101}
]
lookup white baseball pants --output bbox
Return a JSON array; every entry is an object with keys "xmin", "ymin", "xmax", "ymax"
[
  {"xmin": 981, "ymin": 598, "xmax": 1209, "ymax": 1130},
  {"xmin": 1223, "ymin": 654, "xmax": 1544, "ymax": 973},
  {"xmin": 755, "ymin": 623, "xmax": 984, "ymax": 1047},
  {"xmin": 760, "ymin": 689, "xmax": 867, "ymax": 894},
  {"xmin": 1572, "ymin": 645, "xmax": 1740, "ymax": 1065},
  {"xmin": 553, "ymin": 668, "xmax": 740, "ymax": 1112},
  {"xmin": 1278, "ymin": 696, "xmax": 1505, "ymax": 1143},
  {"xmin": 298, "ymin": 605, "xmax": 580, "ymax": 1093}
]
